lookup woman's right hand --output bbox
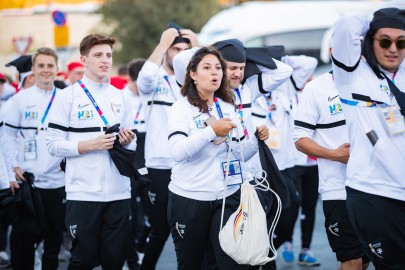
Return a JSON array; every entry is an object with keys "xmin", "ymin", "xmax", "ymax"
[{"xmin": 211, "ymin": 118, "xmax": 236, "ymax": 137}]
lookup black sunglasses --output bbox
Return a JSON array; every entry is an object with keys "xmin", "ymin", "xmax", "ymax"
[{"xmin": 374, "ymin": 37, "xmax": 405, "ymax": 50}]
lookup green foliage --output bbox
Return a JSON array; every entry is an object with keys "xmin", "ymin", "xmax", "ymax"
[{"xmin": 99, "ymin": 0, "xmax": 220, "ymax": 64}]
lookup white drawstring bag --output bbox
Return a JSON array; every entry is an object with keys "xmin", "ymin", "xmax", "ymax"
[
  {"xmin": 218, "ymin": 128, "xmax": 281, "ymax": 266},
  {"xmin": 219, "ymin": 181, "xmax": 271, "ymax": 265}
]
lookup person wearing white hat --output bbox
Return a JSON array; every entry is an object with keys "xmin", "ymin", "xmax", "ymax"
[{"xmin": 5, "ymin": 55, "xmax": 36, "ymax": 91}]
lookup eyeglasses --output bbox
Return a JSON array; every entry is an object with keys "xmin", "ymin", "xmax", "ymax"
[{"xmin": 374, "ymin": 37, "xmax": 405, "ymax": 50}]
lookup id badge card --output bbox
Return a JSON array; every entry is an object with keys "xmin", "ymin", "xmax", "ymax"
[
  {"xmin": 24, "ymin": 139, "xmax": 37, "ymax": 161},
  {"xmin": 265, "ymin": 127, "xmax": 282, "ymax": 150},
  {"xmin": 377, "ymin": 105, "xmax": 405, "ymax": 135},
  {"xmin": 221, "ymin": 159, "xmax": 243, "ymax": 186}
]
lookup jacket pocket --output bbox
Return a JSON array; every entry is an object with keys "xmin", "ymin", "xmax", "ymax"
[{"xmin": 369, "ymin": 138, "xmax": 405, "ymax": 188}]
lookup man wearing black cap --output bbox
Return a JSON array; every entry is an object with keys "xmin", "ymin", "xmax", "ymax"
[
  {"xmin": 331, "ymin": 8, "xmax": 405, "ymax": 269},
  {"xmin": 137, "ymin": 23, "xmax": 198, "ymax": 269},
  {"xmin": 5, "ymin": 55, "xmax": 36, "ymax": 91}
]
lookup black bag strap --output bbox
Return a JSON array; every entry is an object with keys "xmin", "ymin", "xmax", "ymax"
[{"xmin": 381, "ymin": 72, "xmax": 405, "ymax": 117}]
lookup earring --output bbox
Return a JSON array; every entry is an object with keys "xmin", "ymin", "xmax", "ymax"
[{"xmin": 194, "ymin": 80, "xmax": 197, "ymax": 84}]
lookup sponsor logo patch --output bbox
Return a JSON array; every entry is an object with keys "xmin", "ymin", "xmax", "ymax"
[
  {"xmin": 24, "ymin": 111, "xmax": 38, "ymax": 120},
  {"xmin": 78, "ymin": 103, "xmax": 90, "ymax": 109},
  {"xmin": 78, "ymin": 110, "xmax": 94, "ymax": 120},
  {"xmin": 369, "ymin": 242, "xmax": 384, "ymax": 259},
  {"xmin": 176, "ymin": 222, "xmax": 186, "ymax": 238},
  {"xmin": 70, "ymin": 224, "xmax": 78, "ymax": 238}
]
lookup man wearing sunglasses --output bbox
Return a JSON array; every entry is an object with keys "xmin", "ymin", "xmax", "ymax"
[{"xmin": 331, "ymin": 8, "xmax": 405, "ymax": 270}]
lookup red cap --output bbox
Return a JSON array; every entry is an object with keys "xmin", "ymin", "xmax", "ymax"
[
  {"xmin": 67, "ymin": 61, "xmax": 84, "ymax": 72},
  {"xmin": 10, "ymin": 81, "xmax": 18, "ymax": 91},
  {"xmin": 0, "ymin": 73, "xmax": 6, "ymax": 82},
  {"xmin": 57, "ymin": 71, "xmax": 66, "ymax": 77},
  {"xmin": 110, "ymin": 76, "xmax": 128, "ymax": 90}
]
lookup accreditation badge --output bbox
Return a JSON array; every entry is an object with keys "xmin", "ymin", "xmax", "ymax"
[
  {"xmin": 221, "ymin": 159, "xmax": 243, "ymax": 186},
  {"xmin": 265, "ymin": 127, "xmax": 282, "ymax": 150},
  {"xmin": 24, "ymin": 139, "xmax": 37, "ymax": 161},
  {"xmin": 377, "ymin": 105, "xmax": 405, "ymax": 135}
]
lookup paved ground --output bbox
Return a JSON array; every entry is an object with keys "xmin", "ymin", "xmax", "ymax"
[{"xmin": 57, "ymin": 198, "xmax": 375, "ymax": 270}]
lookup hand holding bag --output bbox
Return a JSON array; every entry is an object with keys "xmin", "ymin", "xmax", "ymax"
[
  {"xmin": 105, "ymin": 124, "xmax": 150, "ymax": 182},
  {"xmin": 105, "ymin": 123, "xmax": 136, "ymax": 178}
]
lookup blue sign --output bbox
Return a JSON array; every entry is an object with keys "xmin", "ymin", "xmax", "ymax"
[{"xmin": 52, "ymin": 11, "xmax": 66, "ymax": 26}]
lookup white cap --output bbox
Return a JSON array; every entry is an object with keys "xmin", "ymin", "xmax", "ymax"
[
  {"xmin": 173, "ymin": 47, "xmax": 200, "ymax": 86},
  {"xmin": 18, "ymin": 70, "xmax": 33, "ymax": 90}
]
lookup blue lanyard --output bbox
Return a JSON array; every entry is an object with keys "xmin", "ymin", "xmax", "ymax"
[
  {"xmin": 234, "ymin": 88, "xmax": 243, "ymax": 108},
  {"xmin": 266, "ymin": 93, "xmax": 277, "ymax": 125},
  {"xmin": 37, "ymin": 87, "xmax": 56, "ymax": 134},
  {"xmin": 78, "ymin": 80, "xmax": 109, "ymax": 126},
  {"xmin": 134, "ymin": 103, "xmax": 143, "ymax": 124},
  {"xmin": 266, "ymin": 99, "xmax": 273, "ymax": 122},
  {"xmin": 234, "ymin": 88, "xmax": 250, "ymax": 139},
  {"xmin": 163, "ymin": 75, "xmax": 176, "ymax": 98},
  {"xmin": 213, "ymin": 97, "xmax": 232, "ymax": 142},
  {"xmin": 213, "ymin": 97, "xmax": 224, "ymax": 118},
  {"xmin": 339, "ymin": 97, "xmax": 377, "ymax": 107},
  {"xmin": 41, "ymin": 87, "xmax": 56, "ymax": 125}
]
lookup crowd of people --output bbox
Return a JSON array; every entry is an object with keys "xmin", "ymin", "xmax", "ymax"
[{"xmin": 0, "ymin": 6, "xmax": 404, "ymax": 270}]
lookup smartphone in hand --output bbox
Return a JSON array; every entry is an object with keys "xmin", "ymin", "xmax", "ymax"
[{"xmin": 204, "ymin": 116, "xmax": 227, "ymax": 145}]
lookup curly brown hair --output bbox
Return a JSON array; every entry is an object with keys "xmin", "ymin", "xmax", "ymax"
[{"xmin": 181, "ymin": 46, "xmax": 235, "ymax": 113}]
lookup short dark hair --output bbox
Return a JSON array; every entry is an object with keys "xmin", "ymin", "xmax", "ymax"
[
  {"xmin": 32, "ymin": 47, "xmax": 58, "ymax": 65},
  {"xmin": 181, "ymin": 46, "xmax": 234, "ymax": 113},
  {"xmin": 127, "ymin": 59, "xmax": 146, "ymax": 82},
  {"xmin": 117, "ymin": 65, "xmax": 128, "ymax": 76},
  {"xmin": 80, "ymin": 34, "xmax": 116, "ymax": 56}
]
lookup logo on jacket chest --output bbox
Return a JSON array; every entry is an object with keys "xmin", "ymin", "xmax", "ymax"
[
  {"xmin": 380, "ymin": 84, "xmax": 392, "ymax": 98},
  {"xmin": 24, "ymin": 111, "xmax": 38, "ymax": 120},
  {"xmin": 78, "ymin": 110, "xmax": 94, "ymax": 120},
  {"xmin": 155, "ymin": 86, "xmax": 169, "ymax": 95},
  {"xmin": 328, "ymin": 103, "xmax": 343, "ymax": 115},
  {"xmin": 194, "ymin": 119, "xmax": 206, "ymax": 129},
  {"xmin": 328, "ymin": 95, "xmax": 339, "ymax": 102},
  {"xmin": 111, "ymin": 103, "xmax": 122, "ymax": 115},
  {"xmin": 193, "ymin": 113, "xmax": 206, "ymax": 129}
]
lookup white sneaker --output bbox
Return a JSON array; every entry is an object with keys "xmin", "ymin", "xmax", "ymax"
[
  {"xmin": 34, "ymin": 242, "xmax": 43, "ymax": 270},
  {"xmin": 0, "ymin": 251, "xmax": 10, "ymax": 268}
]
